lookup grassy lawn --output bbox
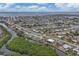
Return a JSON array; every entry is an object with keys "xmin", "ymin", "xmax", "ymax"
[
  {"xmin": 0, "ymin": 25, "xmax": 11, "ymax": 48},
  {"xmin": 7, "ymin": 36, "xmax": 58, "ymax": 56}
]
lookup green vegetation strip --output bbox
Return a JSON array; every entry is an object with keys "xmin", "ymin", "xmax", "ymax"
[
  {"xmin": 0, "ymin": 25, "xmax": 11, "ymax": 48},
  {"xmin": 7, "ymin": 36, "xmax": 58, "ymax": 56}
]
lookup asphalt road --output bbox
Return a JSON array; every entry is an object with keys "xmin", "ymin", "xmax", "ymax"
[{"xmin": 0, "ymin": 23, "xmax": 17, "ymax": 55}]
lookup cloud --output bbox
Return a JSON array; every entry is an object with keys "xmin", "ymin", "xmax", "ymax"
[
  {"xmin": 55, "ymin": 3, "xmax": 79, "ymax": 8},
  {"xmin": 1, "ymin": 3, "xmax": 79, "ymax": 12},
  {"xmin": 55, "ymin": 3, "xmax": 79, "ymax": 12},
  {"xmin": 15, "ymin": 5, "xmax": 53, "ymax": 12},
  {"xmin": 36, "ymin": 3, "xmax": 48, "ymax": 5},
  {"xmin": 0, "ymin": 3, "xmax": 15, "ymax": 12},
  {"xmin": 0, "ymin": 3, "xmax": 54, "ymax": 12},
  {"xmin": 27, "ymin": 5, "xmax": 39, "ymax": 9},
  {"xmin": 4, "ymin": 3, "xmax": 14, "ymax": 8},
  {"xmin": 0, "ymin": 3, "xmax": 14, "ymax": 8},
  {"xmin": 55, "ymin": 3, "xmax": 68, "ymax": 8}
]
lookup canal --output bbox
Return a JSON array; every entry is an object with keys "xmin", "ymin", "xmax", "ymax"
[{"xmin": 0, "ymin": 23, "xmax": 17, "ymax": 55}]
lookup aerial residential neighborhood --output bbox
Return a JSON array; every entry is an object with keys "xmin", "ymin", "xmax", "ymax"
[
  {"xmin": 0, "ymin": 14, "xmax": 79, "ymax": 56},
  {"xmin": 0, "ymin": 3, "xmax": 79, "ymax": 56}
]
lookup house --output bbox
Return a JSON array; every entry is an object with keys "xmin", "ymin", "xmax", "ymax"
[
  {"xmin": 73, "ymin": 48, "xmax": 79, "ymax": 54},
  {"xmin": 58, "ymin": 35, "xmax": 63, "ymax": 38},
  {"xmin": 47, "ymin": 39, "xmax": 55, "ymax": 43},
  {"xmin": 0, "ymin": 30, "xmax": 3, "ymax": 37},
  {"xmin": 63, "ymin": 44, "xmax": 72, "ymax": 49}
]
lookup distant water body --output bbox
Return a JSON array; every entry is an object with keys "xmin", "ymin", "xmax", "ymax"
[
  {"xmin": 0, "ymin": 12, "xmax": 79, "ymax": 16},
  {"xmin": 0, "ymin": 12, "xmax": 52, "ymax": 16}
]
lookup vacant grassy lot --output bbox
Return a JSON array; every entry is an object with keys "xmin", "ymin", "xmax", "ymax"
[
  {"xmin": 7, "ymin": 36, "xmax": 58, "ymax": 56},
  {"xmin": 0, "ymin": 25, "xmax": 11, "ymax": 48}
]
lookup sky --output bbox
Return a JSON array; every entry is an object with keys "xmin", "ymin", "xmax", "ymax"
[{"xmin": 0, "ymin": 3, "xmax": 79, "ymax": 12}]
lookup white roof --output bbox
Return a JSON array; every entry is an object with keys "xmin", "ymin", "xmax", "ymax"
[
  {"xmin": 47, "ymin": 39, "xmax": 55, "ymax": 43},
  {"xmin": 63, "ymin": 44, "xmax": 72, "ymax": 49},
  {"xmin": 58, "ymin": 36, "xmax": 62, "ymax": 38},
  {"xmin": 64, "ymin": 28, "xmax": 67, "ymax": 30}
]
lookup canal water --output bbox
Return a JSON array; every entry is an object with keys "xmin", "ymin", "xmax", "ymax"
[{"xmin": 0, "ymin": 23, "xmax": 17, "ymax": 55}]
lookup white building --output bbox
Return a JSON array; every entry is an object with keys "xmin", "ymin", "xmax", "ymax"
[
  {"xmin": 47, "ymin": 39, "xmax": 55, "ymax": 43},
  {"xmin": 63, "ymin": 44, "xmax": 72, "ymax": 49}
]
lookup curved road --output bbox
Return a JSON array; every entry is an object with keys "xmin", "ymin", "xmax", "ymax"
[{"xmin": 0, "ymin": 23, "xmax": 17, "ymax": 55}]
